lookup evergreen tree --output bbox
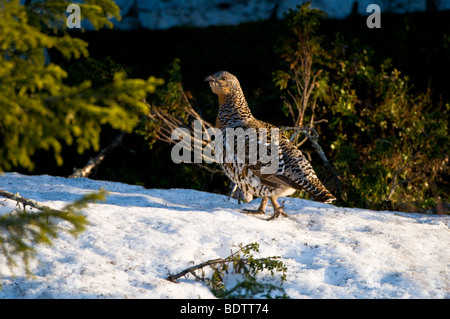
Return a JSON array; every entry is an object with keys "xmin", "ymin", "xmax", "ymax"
[
  {"xmin": 0, "ymin": 0, "xmax": 162, "ymax": 284},
  {"xmin": 0, "ymin": 0, "xmax": 163, "ymax": 171}
]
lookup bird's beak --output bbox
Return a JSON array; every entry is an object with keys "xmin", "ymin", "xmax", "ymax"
[{"xmin": 205, "ymin": 75, "xmax": 215, "ymax": 82}]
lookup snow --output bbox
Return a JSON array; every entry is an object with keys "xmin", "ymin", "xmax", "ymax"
[
  {"xmin": 0, "ymin": 172, "xmax": 448, "ymax": 299},
  {"xmin": 112, "ymin": 0, "xmax": 450, "ymax": 30}
]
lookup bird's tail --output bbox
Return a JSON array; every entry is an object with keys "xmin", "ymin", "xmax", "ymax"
[
  {"xmin": 302, "ymin": 174, "xmax": 336, "ymax": 204},
  {"xmin": 281, "ymin": 139, "xmax": 337, "ymax": 204},
  {"xmin": 310, "ymin": 188, "xmax": 336, "ymax": 203}
]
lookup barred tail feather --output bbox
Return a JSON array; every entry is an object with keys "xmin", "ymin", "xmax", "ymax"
[{"xmin": 311, "ymin": 189, "xmax": 336, "ymax": 203}]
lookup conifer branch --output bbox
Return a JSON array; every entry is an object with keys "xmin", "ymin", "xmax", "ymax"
[
  {"xmin": 167, "ymin": 257, "xmax": 246, "ymax": 283},
  {"xmin": 0, "ymin": 188, "xmax": 107, "ymax": 281},
  {"xmin": 166, "ymin": 242, "xmax": 288, "ymax": 298}
]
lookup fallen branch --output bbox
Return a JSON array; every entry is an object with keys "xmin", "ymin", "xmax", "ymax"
[
  {"xmin": 0, "ymin": 189, "xmax": 61, "ymax": 214},
  {"xmin": 69, "ymin": 131, "xmax": 125, "ymax": 178},
  {"xmin": 167, "ymin": 243, "xmax": 250, "ymax": 283},
  {"xmin": 167, "ymin": 257, "xmax": 248, "ymax": 283},
  {"xmin": 166, "ymin": 242, "xmax": 287, "ymax": 298},
  {"xmin": 0, "ymin": 188, "xmax": 106, "ymax": 279},
  {"xmin": 166, "ymin": 242, "xmax": 285, "ymax": 282}
]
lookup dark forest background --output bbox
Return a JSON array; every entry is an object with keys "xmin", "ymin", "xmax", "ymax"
[{"xmin": 9, "ymin": 5, "xmax": 450, "ymax": 214}]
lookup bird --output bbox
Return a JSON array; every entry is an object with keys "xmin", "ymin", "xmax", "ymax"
[{"xmin": 205, "ymin": 71, "xmax": 336, "ymax": 220}]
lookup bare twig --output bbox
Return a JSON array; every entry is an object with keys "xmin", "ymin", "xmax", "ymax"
[
  {"xmin": 167, "ymin": 257, "xmax": 251, "ymax": 283},
  {"xmin": 167, "ymin": 244, "xmax": 250, "ymax": 283},
  {"xmin": 387, "ymin": 159, "xmax": 416, "ymax": 200}
]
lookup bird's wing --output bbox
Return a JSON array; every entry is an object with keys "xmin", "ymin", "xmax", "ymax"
[
  {"xmin": 247, "ymin": 126, "xmax": 300, "ymax": 190},
  {"xmin": 250, "ymin": 132, "xmax": 335, "ymax": 203},
  {"xmin": 253, "ymin": 171, "xmax": 300, "ymax": 190}
]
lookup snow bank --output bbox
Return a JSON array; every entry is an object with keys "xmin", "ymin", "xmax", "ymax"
[
  {"xmin": 113, "ymin": 0, "xmax": 450, "ymax": 30},
  {"xmin": 0, "ymin": 173, "xmax": 448, "ymax": 298}
]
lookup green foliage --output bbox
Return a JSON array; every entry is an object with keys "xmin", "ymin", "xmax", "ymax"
[
  {"xmin": 25, "ymin": 0, "xmax": 121, "ymax": 31},
  {"xmin": 273, "ymin": 2, "xmax": 327, "ymax": 129},
  {"xmin": 185, "ymin": 242, "xmax": 288, "ymax": 299},
  {"xmin": 322, "ymin": 40, "xmax": 449, "ymax": 212},
  {"xmin": 0, "ymin": 189, "xmax": 107, "ymax": 283},
  {"xmin": 136, "ymin": 58, "xmax": 191, "ymax": 148},
  {"xmin": 0, "ymin": 0, "xmax": 163, "ymax": 171},
  {"xmin": 210, "ymin": 243, "xmax": 288, "ymax": 299},
  {"xmin": 276, "ymin": 4, "xmax": 449, "ymax": 212},
  {"xmin": 62, "ymin": 56, "xmax": 130, "ymax": 88}
]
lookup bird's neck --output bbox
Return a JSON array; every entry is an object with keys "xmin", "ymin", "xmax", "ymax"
[{"xmin": 216, "ymin": 89, "xmax": 253, "ymax": 128}]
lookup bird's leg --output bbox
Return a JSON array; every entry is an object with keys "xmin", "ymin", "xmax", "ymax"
[
  {"xmin": 242, "ymin": 197, "xmax": 268, "ymax": 215},
  {"xmin": 267, "ymin": 196, "xmax": 288, "ymax": 220},
  {"xmin": 228, "ymin": 183, "xmax": 239, "ymax": 203}
]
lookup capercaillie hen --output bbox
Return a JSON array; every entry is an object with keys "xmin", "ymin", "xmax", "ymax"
[{"xmin": 205, "ymin": 71, "xmax": 335, "ymax": 220}]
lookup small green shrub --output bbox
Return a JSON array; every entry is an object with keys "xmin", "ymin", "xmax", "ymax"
[
  {"xmin": 168, "ymin": 242, "xmax": 289, "ymax": 299},
  {"xmin": 274, "ymin": 3, "xmax": 449, "ymax": 213}
]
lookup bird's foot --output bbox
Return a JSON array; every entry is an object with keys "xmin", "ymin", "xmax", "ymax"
[
  {"xmin": 267, "ymin": 207, "xmax": 288, "ymax": 220},
  {"xmin": 242, "ymin": 208, "xmax": 265, "ymax": 215}
]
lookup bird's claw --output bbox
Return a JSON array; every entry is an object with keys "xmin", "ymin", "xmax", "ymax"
[{"xmin": 267, "ymin": 207, "xmax": 288, "ymax": 220}]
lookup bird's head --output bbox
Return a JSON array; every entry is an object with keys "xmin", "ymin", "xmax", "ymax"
[{"xmin": 205, "ymin": 71, "xmax": 241, "ymax": 98}]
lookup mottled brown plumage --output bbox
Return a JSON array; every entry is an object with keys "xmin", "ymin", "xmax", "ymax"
[{"xmin": 206, "ymin": 71, "xmax": 335, "ymax": 219}]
